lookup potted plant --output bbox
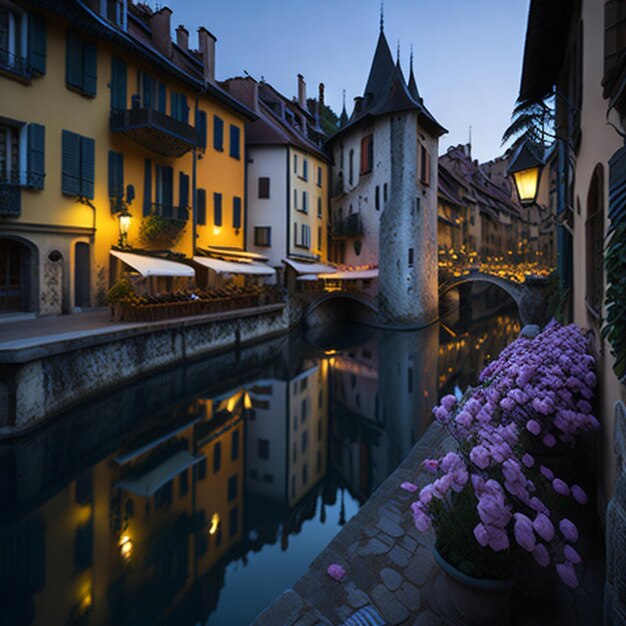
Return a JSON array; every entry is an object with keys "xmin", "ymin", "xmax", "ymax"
[{"xmin": 410, "ymin": 321, "xmax": 599, "ymax": 624}]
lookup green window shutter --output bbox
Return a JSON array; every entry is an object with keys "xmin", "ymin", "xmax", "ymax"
[
  {"xmin": 179, "ymin": 172, "xmax": 189, "ymax": 214},
  {"xmin": 229, "ymin": 125, "xmax": 240, "ymax": 159},
  {"xmin": 163, "ymin": 166, "xmax": 173, "ymax": 217},
  {"xmin": 196, "ymin": 110, "xmax": 207, "ymax": 149},
  {"xmin": 143, "ymin": 159, "xmax": 152, "ymax": 216},
  {"xmin": 197, "ymin": 188, "xmax": 206, "ymax": 225},
  {"xmin": 108, "ymin": 151, "xmax": 124, "ymax": 208},
  {"xmin": 28, "ymin": 14, "xmax": 47, "ymax": 75},
  {"xmin": 61, "ymin": 130, "xmax": 81, "ymax": 195},
  {"xmin": 83, "ymin": 41, "xmax": 97, "ymax": 96},
  {"xmin": 213, "ymin": 116, "xmax": 223, "ymax": 151},
  {"xmin": 66, "ymin": 31, "xmax": 83, "ymax": 89},
  {"xmin": 27, "ymin": 124, "xmax": 45, "ymax": 189},
  {"xmin": 110, "ymin": 57, "xmax": 127, "ymax": 110},
  {"xmin": 233, "ymin": 196, "xmax": 241, "ymax": 229},
  {"xmin": 213, "ymin": 192, "xmax": 222, "ymax": 226},
  {"xmin": 80, "ymin": 136, "xmax": 95, "ymax": 199},
  {"xmin": 158, "ymin": 82, "xmax": 166, "ymax": 112}
]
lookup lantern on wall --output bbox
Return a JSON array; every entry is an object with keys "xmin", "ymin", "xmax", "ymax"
[{"xmin": 507, "ymin": 140, "xmax": 545, "ymax": 206}]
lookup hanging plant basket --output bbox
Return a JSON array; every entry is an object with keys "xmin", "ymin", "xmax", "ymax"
[{"xmin": 138, "ymin": 214, "xmax": 186, "ymax": 248}]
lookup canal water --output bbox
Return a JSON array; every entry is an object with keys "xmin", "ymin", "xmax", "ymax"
[{"xmin": 0, "ymin": 290, "xmax": 520, "ymax": 626}]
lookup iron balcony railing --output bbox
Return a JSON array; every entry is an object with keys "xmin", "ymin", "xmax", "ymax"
[
  {"xmin": 0, "ymin": 172, "xmax": 21, "ymax": 217},
  {"xmin": 110, "ymin": 107, "xmax": 197, "ymax": 157},
  {"xmin": 0, "ymin": 48, "xmax": 30, "ymax": 79},
  {"xmin": 332, "ymin": 213, "xmax": 363, "ymax": 238},
  {"xmin": 151, "ymin": 202, "xmax": 189, "ymax": 221}
]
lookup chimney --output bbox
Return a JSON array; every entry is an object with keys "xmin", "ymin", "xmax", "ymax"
[
  {"xmin": 176, "ymin": 25, "xmax": 189, "ymax": 51},
  {"xmin": 224, "ymin": 77, "xmax": 258, "ymax": 113},
  {"xmin": 198, "ymin": 27, "xmax": 217, "ymax": 83},
  {"xmin": 151, "ymin": 7, "xmax": 172, "ymax": 58},
  {"xmin": 353, "ymin": 96, "xmax": 363, "ymax": 115},
  {"xmin": 318, "ymin": 83, "xmax": 325, "ymax": 109},
  {"xmin": 297, "ymin": 74, "xmax": 306, "ymax": 109}
]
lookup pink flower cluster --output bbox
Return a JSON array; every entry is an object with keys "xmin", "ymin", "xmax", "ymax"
[{"xmin": 411, "ymin": 321, "xmax": 598, "ymax": 589}]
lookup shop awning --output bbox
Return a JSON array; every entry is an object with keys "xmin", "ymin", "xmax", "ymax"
[
  {"xmin": 283, "ymin": 258, "xmax": 337, "ymax": 275},
  {"xmin": 193, "ymin": 256, "xmax": 276, "ymax": 276},
  {"xmin": 298, "ymin": 268, "xmax": 378, "ymax": 281},
  {"xmin": 110, "ymin": 250, "xmax": 195, "ymax": 277},
  {"xmin": 200, "ymin": 246, "xmax": 269, "ymax": 262},
  {"xmin": 115, "ymin": 451, "xmax": 204, "ymax": 497}
]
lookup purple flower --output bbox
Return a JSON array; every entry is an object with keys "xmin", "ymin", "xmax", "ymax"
[
  {"xmin": 532, "ymin": 513, "xmax": 555, "ymax": 542},
  {"xmin": 434, "ymin": 406, "xmax": 450, "ymax": 423},
  {"xmin": 529, "ymin": 497, "xmax": 548, "ymax": 515},
  {"xmin": 584, "ymin": 372, "xmax": 597, "ymax": 388},
  {"xmin": 433, "ymin": 474, "xmax": 453, "ymax": 498},
  {"xmin": 526, "ymin": 419, "xmax": 542, "ymax": 436},
  {"xmin": 543, "ymin": 433, "xmax": 557, "ymax": 448},
  {"xmin": 514, "ymin": 513, "xmax": 536, "ymax": 552},
  {"xmin": 556, "ymin": 561, "xmax": 579, "ymax": 588},
  {"xmin": 470, "ymin": 445, "xmax": 490, "ymax": 469},
  {"xmin": 440, "ymin": 452, "xmax": 462, "ymax": 473},
  {"xmin": 473, "ymin": 523, "xmax": 489, "ymax": 547},
  {"xmin": 400, "ymin": 481, "xmax": 418, "ymax": 493},
  {"xmin": 414, "ymin": 510, "xmax": 431, "ymax": 532},
  {"xmin": 455, "ymin": 410, "xmax": 473, "ymax": 427},
  {"xmin": 522, "ymin": 453, "xmax": 534, "ymax": 468},
  {"xmin": 559, "ymin": 518, "xmax": 579, "ymax": 543},
  {"xmin": 552, "ymin": 478, "xmax": 570, "ymax": 496},
  {"xmin": 564, "ymin": 545, "xmax": 582, "ymax": 564},
  {"xmin": 487, "ymin": 526, "xmax": 510, "ymax": 552},
  {"xmin": 500, "ymin": 397, "xmax": 516, "ymax": 412},
  {"xmin": 571, "ymin": 484, "xmax": 588, "ymax": 505},
  {"xmin": 327, "ymin": 563, "xmax": 346, "ymax": 581},
  {"xmin": 423, "ymin": 459, "xmax": 439, "ymax": 473},
  {"xmin": 539, "ymin": 465, "xmax": 554, "ymax": 481},
  {"xmin": 533, "ymin": 543, "xmax": 550, "ymax": 567},
  {"xmin": 441, "ymin": 394, "xmax": 457, "ymax": 411}
]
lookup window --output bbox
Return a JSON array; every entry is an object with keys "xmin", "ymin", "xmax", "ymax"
[
  {"xmin": 408, "ymin": 247, "xmax": 414, "ymax": 268},
  {"xmin": 258, "ymin": 438, "xmax": 269, "ymax": 460},
  {"xmin": 110, "ymin": 57, "xmax": 126, "ymax": 110},
  {"xmin": 154, "ymin": 164, "xmax": 173, "ymax": 216},
  {"xmin": 229, "ymin": 124, "xmax": 240, "ymax": 159},
  {"xmin": 74, "ymin": 518, "xmax": 93, "ymax": 573},
  {"xmin": 317, "ymin": 166, "xmax": 322, "ymax": 186},
  {"xmin": 233, "ymin": 196, "xmax": 242, "ymax": 229},
  {"xmin": 105, "ymin": 0, "xmax": 126, "ymax": 28},
  {"xmin": 0, "ymin": 8, "xmax": 46, "ymax": 78},
  {"xmin": 302, "ymin": 430, "xmax": 308, "ymax": 453},
  {"xmin": 294, "ymin": 154, "xmax": 298, "ymax": 174},
  {"xmin": 585, "ymin": 164, "xmax": 605, "ymax": 317},
  {"xmin": 0, "ymin": 122, "xmax": 45, "ymax": 191},
  {"xmin": 197, "ymin": 457, "xmax": 207, "ymax": 479},
  {"xmin": 66, "ymin": 31, "xmax": 97, "ymax": 97},
  {"xmin": 228, "ymin": 475, "xmax": 237, "ymax": 502},
  {"xmin": 419, "ymin": 143, "xmax": 430, "ymax": 185},
  {"xmin": 231, "ymin": 430, "xmax": 239, "ymax": 461},
  {"xmin": 360, "ymin": 134, "xmax": 373, "ymax": 174},
  {"xmin": 254, "ymin": 226, "xmax": 271, "ymax": 247},
  {"xmin": 62, "ymin": 130, "xmax": 94, "ymax": 198},
  {"xmin": 258, "ymin": 177, "xmax": 270, "ymax": 199},
  {"xmin": 302, "ymin": 159, "xmax": 308, "ymax": 181},
  {"xmin": 170, "ymin": 92, "xmax": 189, "ymax": 123},
  {"xmin": 317, "ymin": 196, "xmax": 322, "ymax": 218},
  {"xmin": 383, "ymin": 182, "xmax": 388, "ymax": 202},
  {"xmin": 297, "ymin": 224, "xmax": 311, "ymax": 248},
  {"xmin": 302, "ymin": 190, "xmax": 308, "ymax": 213},
  {"xmin": 213, "ymin": 115, "xmax": 224, "ymax": 151},
  {"xmin": 213, "ymin": 441, "xmax": 221, "ymax": 473},
  {"xmin": 179, "ymin": 172, "xmax": 189, "ymax": 212},
  {"xmin": 196, "ymin": 109, "xmax": 207, "ymax": 149},
  {"xmin": 108, "ymin": 150, "xmax": 124, "ymax": 210},
  {"xmin": 349, "ymin": 149, "xmax": 354, "ymax": 185},
  {"xmin": 213, "ymin": 192, "xmax": 222, "ymax": 226},
  {"xmin": 317, "ymin": 226, "xmax": 322, "ymax": 250},
  {"xmin": 293, "ymin": 188, "xmax": 298, "ymax": 210},
  {"xmin": 197, "ymin": 188, "xmax": 206, "ymax": 225},
  {"xmin": 408, "ymin": 367, "xmax": 413, "ymax": 394},
  {"xmin": 302, "ymin": 463, "xmax": 308, "ymax": 485}
]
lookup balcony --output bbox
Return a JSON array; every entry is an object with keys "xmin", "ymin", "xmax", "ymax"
[
  {"xmin": 110, "ymin": 107, "xmax": 197, "ymax": 157},
  {"xmin": 150, "ymin": 202, "xmax": 189, "ymax": 222},
  {"xmin": 0, "ymin": 175, "xmax": 20, "ymax": 217},
  {"xmin": 0, "ymin": 48, "xmax": 30, "ymax": 81},
  {"xmin": 332, "ymin": 213, "xmax": 363, "ymax": 239}
]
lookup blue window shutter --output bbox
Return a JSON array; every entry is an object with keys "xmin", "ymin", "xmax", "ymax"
[
  {"xmin": 197, "ymin": 188, "xmax": 206, "ymax": 225},
  {"xmin": 108, "ymin": 151, "xmax": 124, "ymax": 206},
  {"xmin": 80, "ymin": 136, "xmax": 95, "ymax": 199},
  {"xmin": 233, "ymin": 196, "xmax": 241, "ymax": 229},
  {"xmin": 61, "ymin": 130, "xmax": 81, "ymax": 195},
  {"xmin": 170, "ymin": 92, "xmax": 179, "ymax": 120},
  {"xmin": 179, "ymin": 172, "xmax": 189, "ymax": 212},
  {"xmin": 196, "ymin": 110, "xmax": 207, "ymax": 149},
  {"xmin": 163, "ymin": 166, "xmax": 173, "ymax": 217},
  {"xmin": 66, "ymin": 32, "xmax": 83, "ymax": 89},
  {"xmin": 28, "ymin": 14, "xmax": 47, "ymax": 75},
  {"xmin": 181, "ymin": 95, "xmax": 189, "ymax": 123},
  {"xmin": 110, "ymin": 57, "xmax": 127, "ymax": 110},
  {"xmin": 27, "ymin": 124, "xmax": 45, "ymax": 190},
  {"xmin": 83, "ymin": 41, "xmax": 97, "ymax": 96},
  {"xmin": 158, "ymin": 82, "xmax": 166, "ymax": 112},
  {"xmin": 142, "ymin": 73, "xmax": 153, "ymax": 108},
  {"xmin": 143, "ymin": 159, "xmax": 152, "ymax": 216},
  {"xmin": 229, "ymin": 125, "xmax": 240, "ymax": 159},
  {"xmin": 214, "ymin": 192, "xmax": 222, "ymax": 226},
  {"xmin": 213, "ymin": 116, "xmax": 223, "ymax": 151}
]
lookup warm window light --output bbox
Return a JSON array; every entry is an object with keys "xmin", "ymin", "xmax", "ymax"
[
  {"xmin": 243, "ymin": 393, "xmax": 252, "ymax": 410},
  {"xmin": 213, "ymin": 226, "xmax": 222, "ymax": 236},
  {"xmin": 209, "ymin": 513, "xmax": 220, "ymax": 534},
  {"xmin": 119, "ymin": 535, "xmax": 133, "ymax": 560}
]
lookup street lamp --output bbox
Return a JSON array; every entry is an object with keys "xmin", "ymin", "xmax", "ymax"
[
  {"xmin": 118, "ymin": 209, "xmax": 132, "ymax": 248},
  {"xmin": 507, "ymin": 140, "xmax": 544, "ymax": 206}
]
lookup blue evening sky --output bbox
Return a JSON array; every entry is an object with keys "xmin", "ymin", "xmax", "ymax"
[{"xmin": 165, "ymin": 0, "xmax": 530, "ymax": 163}]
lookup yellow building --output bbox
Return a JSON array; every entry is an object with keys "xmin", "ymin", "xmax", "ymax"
[{"xmin": 0, "ymin": 0, "xmax": 254, "ymax": 316}]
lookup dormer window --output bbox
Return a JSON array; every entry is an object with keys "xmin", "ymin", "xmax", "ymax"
[{"xmin": 101, "ymin": 0, "xmax": 127, "ymax": 30}]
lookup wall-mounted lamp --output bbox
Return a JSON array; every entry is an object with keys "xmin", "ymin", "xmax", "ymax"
[
  {"xmin": 118, "ymin": 210, "xmax": 132, "ymax": 249},
  {"xmin": 507, "ymin": 140, "xmax": 544, "ymax": 206}
]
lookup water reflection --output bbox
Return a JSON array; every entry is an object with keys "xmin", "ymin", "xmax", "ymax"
[{"xmin": 0, "ymin": 295, "xmax": 520, "ymax": 626}]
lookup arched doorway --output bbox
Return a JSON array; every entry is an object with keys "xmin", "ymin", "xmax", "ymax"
[{"xmin": 0, "ymin": 238, "xmax": 36, "ymax": 313}]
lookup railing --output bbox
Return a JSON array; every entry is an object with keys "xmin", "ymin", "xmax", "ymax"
[
  {"xmin": 0, "ymin": 175, "xmax": 20, "ymax": 217},
  {"xmin": 0, "ymin": 48, "xmax": 30, "ymax": 79},
  {"xmin": 332, "ymin": 213, "xmax": 363, "ymax": 238},
  {"xmin": 151, "ymin": 202, "xmax": 189, "ymax": 222}
]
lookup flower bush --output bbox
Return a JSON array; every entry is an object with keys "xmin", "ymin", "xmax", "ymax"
[{"xmin": 411, "ymin": 321, "xmax": 599, "ymax": 587}]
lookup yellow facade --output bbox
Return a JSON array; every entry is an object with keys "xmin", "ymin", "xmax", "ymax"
[{"xmin": 0, "ymin": 3, "xmax": 248, "ymax": 315}]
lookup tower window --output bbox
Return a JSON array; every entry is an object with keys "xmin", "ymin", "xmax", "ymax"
[{"xmin": 408, "ymin": 248, "xmax": 414, "ymax": 268}]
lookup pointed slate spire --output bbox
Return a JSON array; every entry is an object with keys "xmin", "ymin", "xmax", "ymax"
[
  {"xmin": 339, "ymin": 89, "xmax": 348, "ymax": 127},
  {"xmin": 380, "ymin": 1, "xmax": 384, "ymax": 32},
  {"xmin": 408, "ymin": 44, "xmax": 421, "ymax": 103},
  {"xmin": 363, "ymin": 24, "xmax": 395, "ymax": 106}
]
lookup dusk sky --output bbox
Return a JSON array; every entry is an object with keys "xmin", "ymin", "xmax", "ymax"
[{"xmin": 164, "ymin": 0, "xmax": 530, "ymax": 163}]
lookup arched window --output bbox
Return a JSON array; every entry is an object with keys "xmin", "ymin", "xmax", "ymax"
[
  {"xmin": 585, "ymin": 164, "xmax": 605, "ymax": 318},
  {"xmin": 349, "ymin": 149, "xmax": 354, "ymax": 185}
]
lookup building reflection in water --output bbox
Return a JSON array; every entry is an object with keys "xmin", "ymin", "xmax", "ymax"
[{"xmin": 0, "ymin": 302, "xmax": 521, "ymax": 626}]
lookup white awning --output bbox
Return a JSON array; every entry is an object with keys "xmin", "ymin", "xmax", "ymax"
[
  {"xmin": 201, "ymin": 246, "xmax": 269, "ymax": 262},
  {"xmin": 115, "ymin": 451, "xmax": 204, "ymax": 497},
  {"xmin": 283, "ymin": 258, "xmax": 337, "ymax": 275},
  {"xmin": 193, "ymin": 256, "xmax": 276, "ymax": 276},
  {"xmin": 321, "ymin": 268, "xmax": 378, "ymax": 280},
  {"xmin": 110, "ymin": 250, "xmax": 195, "ymax": 277}
]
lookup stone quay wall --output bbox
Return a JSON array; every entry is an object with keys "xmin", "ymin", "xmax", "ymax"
[{"xmin": 0, "ymin": 303, "xmax": 289, "ymax": 435}]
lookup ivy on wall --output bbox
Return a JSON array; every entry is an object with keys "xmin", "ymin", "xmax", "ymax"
[{"xmin": 138, "ymin": 214, "xmax": 186, "ymax": 247}]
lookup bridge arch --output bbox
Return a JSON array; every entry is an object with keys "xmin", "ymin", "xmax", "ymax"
[
  {"xmin": 303, "ymin": 291, "xmax": 379, "ymax": 327},
  {"xmin": 439, "ymin": 272, "xmax": 523, "ymax": 307}
]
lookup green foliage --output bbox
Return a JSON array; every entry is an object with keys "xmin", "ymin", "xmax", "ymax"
[
  {"xmin": 138, "ymin": 214, "xmax": 186, "ymax": 246},
  {"xmin": 502, "ymin": 98, "xmax": 555, "ymax": 154},
  {"xmin": 105, "ymin": 275, "xmax": 134, "ymax": 305},
  {"xmin": 603, "ymin": 219, "xmax": 626, "ymax": 380},
  {"xmin": 307, "ymin": 97, "xmax": 340, "ymax": 137}
]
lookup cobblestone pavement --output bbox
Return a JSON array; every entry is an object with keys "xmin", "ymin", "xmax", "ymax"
[{"xmin": 253, "ymin": 423, "xmax": 604, "ymax": 626}]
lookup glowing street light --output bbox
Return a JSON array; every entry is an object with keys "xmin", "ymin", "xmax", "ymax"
[{"xmin": 507, "ymin": 140, "xmax": 544, "ymax": 206}]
